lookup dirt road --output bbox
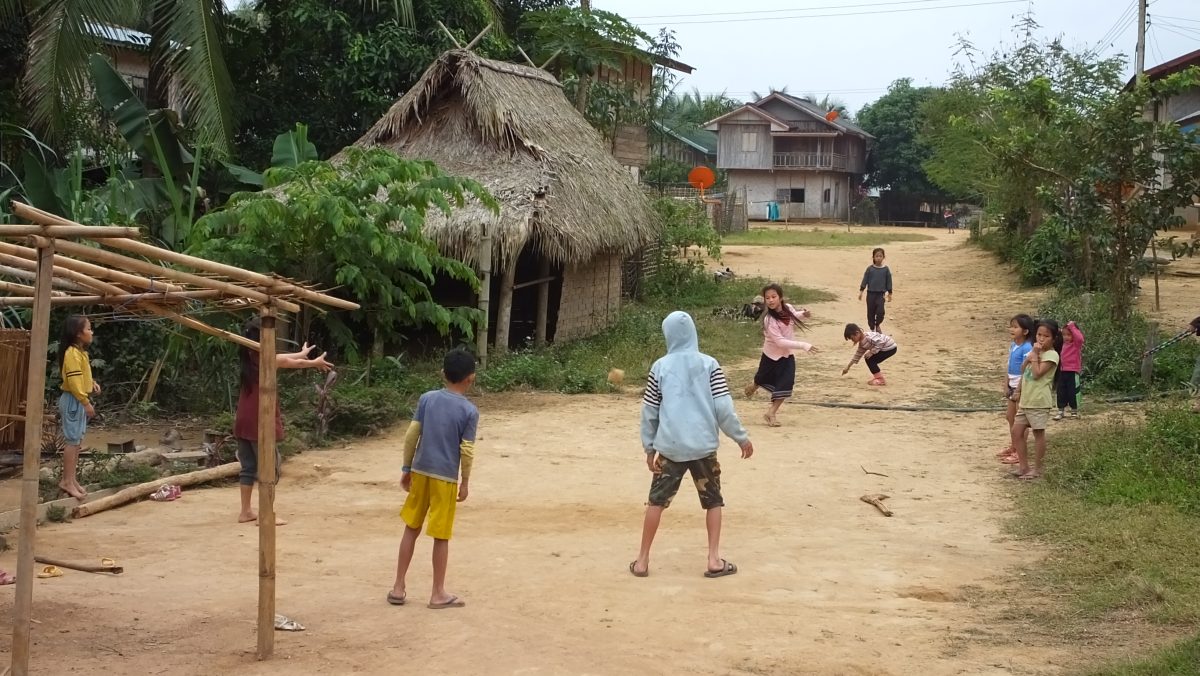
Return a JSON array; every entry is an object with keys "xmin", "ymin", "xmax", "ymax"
[{"xmin": 2, "ymin": 227, "xmax": 1082, "ymax": 675}]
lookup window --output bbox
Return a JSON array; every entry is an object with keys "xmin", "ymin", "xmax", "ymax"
[
  {"xmin": 741, "ymin": 131, "xmax": 757, "ymax": 152},
  {"xmin": 123, "ymin": 74, "xmax": 149, "ymax": 103},
  {"xmin": 823, "ymin": 188, "xmax": 831, "ymax": 204},
  {"xmin": 776, "ymin": 188, "xmax": 805, "ymax": 203}
]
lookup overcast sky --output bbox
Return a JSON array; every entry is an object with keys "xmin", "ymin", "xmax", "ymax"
[{"xmin": 596, "ymin": 0, "xmax": 1199, "ymax": 112}]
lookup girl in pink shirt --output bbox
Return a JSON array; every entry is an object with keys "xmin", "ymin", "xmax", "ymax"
[
  {"xmin": 743, "ymin": 283, "xmax": 818, "ymax": 427},
  {"xmin": 1054, "ymin": 320, "xmax": 1084, "ymax": 420}
]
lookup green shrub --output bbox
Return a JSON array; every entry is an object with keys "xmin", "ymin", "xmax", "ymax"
[
  {"xmin": 1019, "ymin": 218, "xmax": 1076, "ymax": 286},
  {"xmin": 1038, "ymin": 292, "xmax": 1200, "ymax": 393},
  {"xmin": 326, "ymin": 384, "xmax": 411, "ymax": 436},
  {"xmin": 1044, "ymin": 406, "xmax": 1200, "ymax": 515},
  {"xmin": 45, "ymin": 505, "xmax": 69, "ymax": 523},
  {"xmin": 1080, "ymin": 634, "xmax": 1200, "ymax": 675}
]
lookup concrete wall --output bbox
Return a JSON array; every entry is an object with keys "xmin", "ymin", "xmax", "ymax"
[
  {"xmin": 729, "ymin": 169, "xmax": 851, "ymax": 221},
  {"xmin": 1163, "ymin": 86, "xmax": 1200, "ymax": 123},
  {"xmin": 555, "ymin": 254, "xmax": 623, "ymax": 341}
]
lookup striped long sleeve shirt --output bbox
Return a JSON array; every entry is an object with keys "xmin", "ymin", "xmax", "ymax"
[{"xmin": 848, "ymin": 331, "xmax": 897, "ymax": 366}]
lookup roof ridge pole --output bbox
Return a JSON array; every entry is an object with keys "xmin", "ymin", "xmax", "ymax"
[{"xmin": 436, "ymin": 21, "xmax": 464, "ymax": 48}]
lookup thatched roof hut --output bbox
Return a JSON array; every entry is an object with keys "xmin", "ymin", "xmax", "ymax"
[
  {"xmin": 352, "ymin": 49, "xmax": 657, "ymax": 268},
  {"xmin": 351, "ymin": 49, "xmax": 659, "ymax": 352}
]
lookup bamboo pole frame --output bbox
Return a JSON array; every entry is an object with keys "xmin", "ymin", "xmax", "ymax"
[
  {"xmin": 3, "ymin": 200, "xmax": 360, "ymax": 672},
  {"xmin": 257, "ymin": 308, "xmax": 278, "ymax": 660},
  {"xmin": 11, "ymin": 243, "xmax": 53, "ymax": 676}
]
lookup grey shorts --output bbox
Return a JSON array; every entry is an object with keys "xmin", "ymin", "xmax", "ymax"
[{"xmin": 236, "ymin": 438, "xmax": 281, "ymax": 486}]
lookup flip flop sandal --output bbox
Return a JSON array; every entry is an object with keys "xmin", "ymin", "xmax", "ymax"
[
  {"xmin": 386, "ymin": 591, "xmax": 407, "ymax": 606},
  {"xmin": 36, "ymin": 566, "xmax": 63, "ymax": 579},
  {"xmin": 101, "ymin": 558, "xmax": 117, "ymax": 568},
  {"xmin": 1018, "ymin": 473, "xmax": 1041, "ymax": 481},
  {"xmin": 704, "ymin": 560, "xmax": 738, "ymax": 578},
  {"xmin": 428, "ymin": 596, "xmax": 466, "ymax": 610},
  {"xmin": 999, "ymin": 455, "xmax": 1020, "ymax": 464},
  {"xmin": 0, "ymin": 571, "xmax": 15, "ymax": 585},
  {"xmin": 628, "ymin": 561, "xmax": 648, "ymax": 578},
  {"xmin": 273, "ymin": 614, "xmax": 305, "ymax": 631}
]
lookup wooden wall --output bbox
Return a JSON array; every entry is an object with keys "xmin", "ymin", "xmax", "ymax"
[
  {"xmin": 0, "ymin": 329, "xmax": 30, "ymax": 450},
  {"xmin": 716, "ymin": 124, "xmax": 773, "ymax": 170},
  {"xmin": 613, "ymin": 125, "xmax": 649, "ymax": 169}
]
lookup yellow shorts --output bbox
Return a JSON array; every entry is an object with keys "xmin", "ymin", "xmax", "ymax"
[{"xmin": 400, "ymin": 473, "xmax": 458, "ymax": 540}]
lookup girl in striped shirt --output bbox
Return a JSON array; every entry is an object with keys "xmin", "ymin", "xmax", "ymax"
[{"xmin": 841, "ymin": 323, "xmax": 898, "ymax": 386}]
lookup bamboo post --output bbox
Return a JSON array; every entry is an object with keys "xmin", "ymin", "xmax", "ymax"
[
  {"xmin": 535, "ymin": 259, "xmax": 551, "ymax": 347},
  {"xmin": 1150, "ymin": 237, "xmax": 1161, "ymax": 311},
  {"xmin": 11, "ymin": 242, "xmax": 53, "ymax": 676},
  {"xmin": 256, "ymin": 308, "xmax": 278, "ymax": 660},
  {"xmin": 494, "ymin": 262, "xmax": 517, "ymax": 356},
  {"xmin": 1141, "ymin": 321, "xmax": 1158, "ymax": 385},
  {"xmin": 477, "ymin": 225, "xmax": 492, "ymax": 368}
]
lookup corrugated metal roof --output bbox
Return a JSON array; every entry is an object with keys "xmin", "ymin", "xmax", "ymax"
[
  {"xmin": 778, "ymin": 93, "xmax": 873, "ymax": 139},
  {"xmin": 653, "ymin": 121, "xmax": 717, "ymax": 154},
  {"xmin": 86, "ymin": 21, "xmax": 152, "ymax": 50}
]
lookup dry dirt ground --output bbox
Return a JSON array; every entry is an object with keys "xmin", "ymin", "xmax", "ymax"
[{"xmin": 0, "ymin": 226, "xmax": 1181, "ymax": 675}]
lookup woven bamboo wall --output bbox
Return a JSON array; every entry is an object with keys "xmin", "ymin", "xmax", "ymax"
[
  {"xmin": 556, "ymin": 254, "xmax": 623, "ymax": 341},
  {"xmin": 0, "ymin": 329, "xmax": 30, "ymax": 449}
]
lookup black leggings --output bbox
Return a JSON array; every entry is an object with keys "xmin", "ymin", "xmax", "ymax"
[
  {"xmin": 865, "ymin": 347, "xmax": 897, "ymax": 374},
  {"xmin": 1056, "ymin": 370, "xmax": 1080, "ymax": 410},
  {"xmin": 866, "ymin": 292, "xmax": 886, "ymax": 331}
]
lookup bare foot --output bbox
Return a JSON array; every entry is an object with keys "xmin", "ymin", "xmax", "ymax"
[
  {"xmin": 58, "ymin": 482, "xmax": 86, "ymax": 500},
  {"xmin": 743, "ymin": 383, "xmax": 757, "ymax": 399},
  {"xmin": 238, "ymin": 511, "xmax": 258, "ymax": 523},
  {"xmin": 762, "ymin": 414, "xmax": 781, "ymax": 428},
  {"xmin": 258, "ymin": 517, "xmax": 287, "ymax": 526}
]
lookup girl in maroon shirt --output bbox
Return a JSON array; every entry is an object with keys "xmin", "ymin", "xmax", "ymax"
[{"xmin": 235, "ymin": 317, "xmax": 333, "ymax": 525}]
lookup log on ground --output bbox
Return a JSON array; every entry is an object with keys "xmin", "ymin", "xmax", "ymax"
[{"xmin": 72, "ymin": 462, "xmax": 240, "ymax": 518}]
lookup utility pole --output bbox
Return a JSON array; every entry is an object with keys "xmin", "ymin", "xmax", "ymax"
[{"xmin": 1135, "ymin": 0, "xmax": 1147, "ymax": 81}]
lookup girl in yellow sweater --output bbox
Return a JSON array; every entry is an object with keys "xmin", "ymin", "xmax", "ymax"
[{"xmin": 57, "ymin": 315, "xmax": 98, "ymax": 499}]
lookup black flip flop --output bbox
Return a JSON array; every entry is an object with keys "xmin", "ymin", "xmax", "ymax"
[
  {"xmin": 704, "ymin": 559, "xmax": 738, "ymax": 578},
  {"xmin": 629, "ymin": 561, "xmax": 649, "ymax": 578},
  {"xmin": 386, "ymin": 592, "xmax": 406, "ymax": 606}
]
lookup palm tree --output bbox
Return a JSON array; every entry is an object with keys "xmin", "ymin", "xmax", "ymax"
[
  {"xmin": 805, "ymin": 93, "xmax": 852, "ymax": 120},
  {"xmin": 749, "ymin": 85, "xmax": 789, "ymax": 101},
  {"xmin": 2, "ymin": 0, "xmax": 419, "ymax": 155}
]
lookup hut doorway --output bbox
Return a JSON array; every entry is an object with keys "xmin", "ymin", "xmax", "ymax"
[{"xmin": 490, "ymin": 246, "xmax": 562, "ymax": 351}]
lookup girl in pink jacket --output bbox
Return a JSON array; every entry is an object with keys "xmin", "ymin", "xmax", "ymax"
[
  {"xmin": 1055, "ymin": 320, "xmax": 1085, "ymax": 420},
  {"xmin": 743, "ymin": 283, "xmax": 818, "ymax": 427}
]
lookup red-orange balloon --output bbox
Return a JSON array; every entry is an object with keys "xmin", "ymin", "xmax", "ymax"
[{"xmin": 688, "ymin": 166, "xmax": 716, "ymax": 190}]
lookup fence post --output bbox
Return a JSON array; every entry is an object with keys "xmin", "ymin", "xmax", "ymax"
[
  {"xmin": 1191, "ymin": 352, "xmax": 1200, "ymax": 389},
  {"xmin": 1141, "ymin": 321, "xmax": 1158, "ymax": 385}
]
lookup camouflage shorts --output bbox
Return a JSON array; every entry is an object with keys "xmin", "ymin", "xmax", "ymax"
[{"xmin": 647, "ymin": 453, "xmax": 724, "ymax": 510}]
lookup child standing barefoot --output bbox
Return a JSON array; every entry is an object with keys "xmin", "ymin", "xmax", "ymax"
[
  {"xmin": 56, "ymin": 315, "xmax": 98, "ymax": 499},
  {"xmin": 841, "ymin": 323, "xmax": 897, "ymax": 386},
  {"xmin": 234, "ymin": 317, "xmax": 333, "ymax": 525},
  {"xmin": 743, "ymin": 284, "xmax": 817, "ymax": 427},
  {"xmin": 998, "ymin": 315, "xmax": 1035, "ymax": 464},
  {"xmin": 1054, "ymin": 321, "xmax": 1085, "ymax": 420},
  {"xmin": 858, "ymin": 248, "xmax": 893, "ymax": 332},
  {"xmin": 1011, "ymin": 320, "xmax": 1061, "ymax": 480}
]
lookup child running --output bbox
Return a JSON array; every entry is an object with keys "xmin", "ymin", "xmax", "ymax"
[
  {"xmin": 1054, "ymin": 320, "xmax": 1085, "ymax": 420},
  {"xmin": 858, "ymin": 248, "xmax": 893, "ymax": 332},
  {"xmin": 841, "ymin": 323, "xmax": 898, "ymax": 386},
  {"xmin": 632, "ymin": 311, "xmax": 753, "ymax": 579},
  {"xmin": 56, "ymin": 315, "xmax": 98, "ymax": 499},
  {"xmin": 234, "ymin": 318, "xmax": 333, "ymax": 525},
  {"xmin": 1010, "ymin": 320, "xmax": 1061, "ymax": 480},
  {"xmin": 743, "ymin": 283, "xmax": 817, "ymax": 427},
  {"xmin": 998, "ymin": 314, "xmax": 1035, "ymax": 464},
  {"xmin": 390, "ymin": 349, "xmax": 479, "ymax": 609}
]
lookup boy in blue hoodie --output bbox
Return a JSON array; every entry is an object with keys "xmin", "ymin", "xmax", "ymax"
[{"xmin": 630, "ymin": 311, "xmax": 754, "ymax": 579}]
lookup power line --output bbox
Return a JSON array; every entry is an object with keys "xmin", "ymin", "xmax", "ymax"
[
  {"xmin": 1157, "ymin": 19, "xmax": 1200, "ymax": 36},
  {"xmin": 1095, "ymin": 9, "xmax": 1139, "ymax": 56},
  {"xmin": 628, "ymin": 0, "xmax": 984, "ymax": 20},
  {"xmin": 1091, "ymin": 0, "xmax": 1137, "ymax": 55},
  {"xmin": 1154, "ymin": 24, "xmax": 1200, "ymax": 43},
  {"xmin": 627, "ymin": 0, "xmax": 1027, "ymax": 26},
  {"xmin": 1156, "ymin": 14, "xmax": 1200, "ymax": 25}
]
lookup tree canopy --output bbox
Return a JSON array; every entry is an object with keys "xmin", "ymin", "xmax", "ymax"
[{"xmin": 856, "ymin": 78, "xmax": 946, "ymax": 200}]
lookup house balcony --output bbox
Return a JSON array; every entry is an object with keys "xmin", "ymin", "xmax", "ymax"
[{"xmin": 773, "ymin": 152, "xmax": 848, "ymax": 171}]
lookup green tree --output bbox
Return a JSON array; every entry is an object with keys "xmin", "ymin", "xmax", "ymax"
[
  {"xmin": 190, "ymin": 147, "xmax": 496, "ymax": 358},
  {"xmin": 857, "ymin": 79, "xmax": 948, "ymax": 200}
]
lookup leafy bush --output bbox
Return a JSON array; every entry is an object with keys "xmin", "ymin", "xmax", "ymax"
[
  {"xmin": 326, "ymin": 384, "xmax": 412, "ymax": 437},
  {"xmin": 1038, "ymin": 292, "xmax": 1200, "ymax": 393},
  {"xmin": 1045, "ymin": 406, "xmax": 1200, "ymax": 515},
  {"xmin": 1019, "ymin": 217, "xmax": 1076, "ymax": 286}
]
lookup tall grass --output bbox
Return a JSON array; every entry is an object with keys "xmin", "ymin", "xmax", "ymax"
[{"xmin": 722, "ymin": 228, "xmax": 934, "ymax": 247}]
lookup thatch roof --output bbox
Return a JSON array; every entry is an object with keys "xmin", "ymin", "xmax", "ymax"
[{"xmin": 351, "ymin": 49, "xmax": 658, "ymax": 267}]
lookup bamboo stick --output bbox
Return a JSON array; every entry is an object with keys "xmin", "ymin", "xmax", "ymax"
[
  {"xmin": 257, "ymin": 309, "xmax": 278, "ymax": 660},
  {"xmin": 13, "ymin": 202, "xmax": 355, "ymax": 311},
  {"xmin": 11, "ymin": 243, "xmax": 54, "ymax": 676},
  {"xmin": 40, "ymin": 237, "xmax": 302, "ymax": 314},
  {"xmin": 33, "ymin": 556, "xmax": 123, "ymax": 574},
  {"xmin": 0, "ymin": 260, "xmax": 87, "ymax": 291},
  {"xmin": 0, "ymin": 225, "xmax": 139, "ymax": 238},
  {"xmin": 99, "ymin": 237, "xmax": 358, "ymax": 311},
  {"xmin": 0, "ymin": 289, "xmax": 228, "ymax": 307},
  {"xmin": 71, "ymin": 462, "xmax": 241, "ymax": 518},
  {"xmin": 0, "ymin": 242, "xmax": 184, "ymax": 293}
]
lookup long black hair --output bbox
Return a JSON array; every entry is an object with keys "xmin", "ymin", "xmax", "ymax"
[
  {"xmin": 57, "ymin": 315, "xmax": 89, "ymax": 367},
  {"xmin": 239, "ymin": 316, "xmax": 261, "ymax": 393},
  {"xmin": 1011, "ymin": 313, "xmax": 1035, "ymax": 344},
  {"xmin": 761, "ymin": 283, "xmax": 809, "ymax": 331}
]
